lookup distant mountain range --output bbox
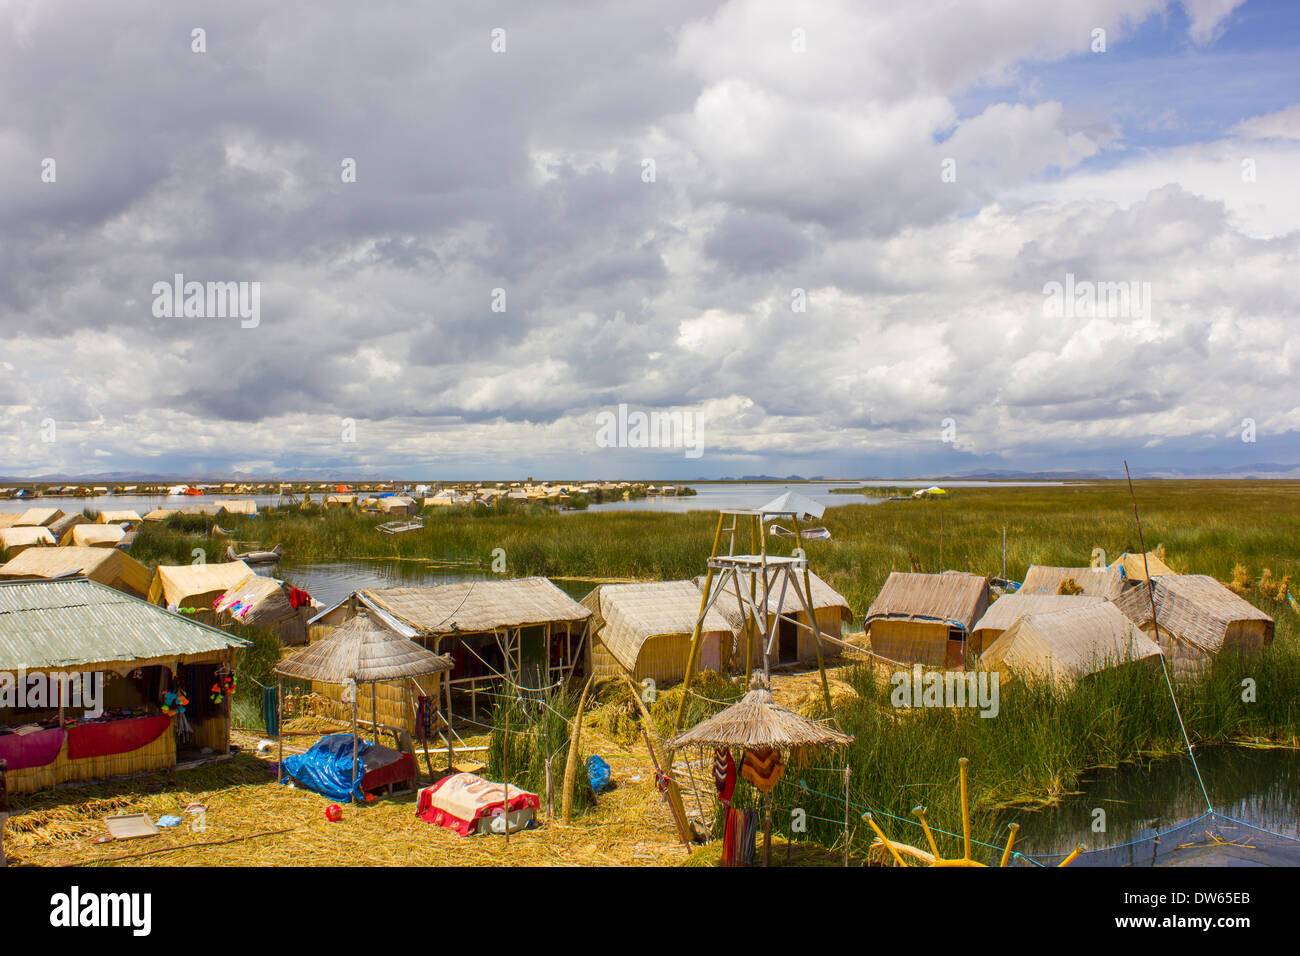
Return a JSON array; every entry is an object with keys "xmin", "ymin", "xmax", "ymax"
[{"xmin": 4, "ymin": 463, "xmax": 1300, "ymax": 483}]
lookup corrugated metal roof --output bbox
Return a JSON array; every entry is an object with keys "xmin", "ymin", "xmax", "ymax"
[{"xmin": 0, "ymin": 577, "xmax": 248, "ymax": 671}]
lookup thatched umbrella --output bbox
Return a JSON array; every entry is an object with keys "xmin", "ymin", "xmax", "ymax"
[
  {"xmin": 274, "ymin": 611, "xmax": 453, "ymax": 800},
  {"xmin": 668, "ymin": 672, "xmax": 853, "ymax": 866}
]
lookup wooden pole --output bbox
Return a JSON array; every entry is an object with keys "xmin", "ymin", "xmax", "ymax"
[
  {"xmin": 763, "ymin": 791, "xmax": 772, "ymax": 867},
  {"xmin": 351, "ymin": 696, "xmax": 359, "ymax": 804},
  {"xmin": 675, "ymin": 513, "xmax": 726, "ymax": 733},
  {"xmin": 843, "ymin": 765, "xmax": 851, "ymax": 867},
  {"xmin": 0, "ymin": 757, "xmax": 9, "ymax": 868},
  {"xmin": 503, "ymin": 700, "xmax": 510, "ymax": 847},
  {"xmin": 276, "ymin": 678, "xmax": 284, "ymax": 784},
  {"xmin": 371, "ymin": 682, "xmax": 378, "ymax": 746}
]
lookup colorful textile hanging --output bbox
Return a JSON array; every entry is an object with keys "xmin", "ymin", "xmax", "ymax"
[
  {"xmin": 713, "ymin": 747, "xmax": 737, "ymax": 804},
  {"xmin": 741, "ymin": 746, "xmax": 784, "ymax": 793},
  {"xmin": 720, "ymin": 806, "xmax": 760, "ymax": 867}
]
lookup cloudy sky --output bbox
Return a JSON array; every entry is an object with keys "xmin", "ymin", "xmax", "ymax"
[{"xmin": 1, "ymin": 0, "xmax": 1297, "ymax": 479}]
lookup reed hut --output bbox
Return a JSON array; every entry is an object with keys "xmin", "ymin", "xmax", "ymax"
[
  {"xmin": 374, "ymin": 496, "xmax": 418, "ymax": 516},
  {"xmin": 0, "ymin": 546, "xmax": 152, "ymax": 598},
  {"xmin": 61, "ymin": 524, "xmax": 126, "ymax": 549},
  {"xmin": 864, "ymin": 571, "xmax": 990, "ymax": 667},
  {"xmin": 1112, "ymin": 574, "xmax": 1274, "ymax": 677},
  {"xmin": 13, "ymin": 508, "xmax": 64, "ymax": 528},
  {"xmin": 1111, "ymin": 551, "xmax": 1176, "ymax": 584},
  {"xmin": 96, "ymin": 509, "xmax": 142, "ymax": 525},
  {"xmin": 1020, "ymin": 565, "xmax": 1125, "ymax": 600},
  {"xmin": 142, "ymin": 508, "xmax": 179, "ymax": 522},
  {"xmin": 0, "ymin": 578, "xmax": 248, "ymax": 793},
  {"xmin": 276, "ymin": 611, "xmax": 453, "ymax": 799},
  {"xmin": 969, "ymin": 593, "xmax": 1106, "ymax": 655},
  {"xmin": 0, "ymin": 513, "xmax": 22, "ymax": 531},
  {"xmin": 0, "ymin": 527, "xmax": 56, "ymax": 558},
  {"xmin": 47, "ymin": 513, "xmax": 91, "ymax": 540},
  {"xmin": 214, "ymin": 499, "xmax": 258, "ymax": 517},
  {"xmin": 581, "ymin": 581, "xmax": 735, "ymax": 684},
  {"xmin": 324, "ymin": 494, "xmax": 356, "ymax": 508},
  {"xmin": 309, "ymin": 578, "xmax": 590, "ymax": 726},
  {"xmin": 146, "ymin": 560, "xmax": 255, "ymax": 615},
  {"xmin": 667, "ymin": 672, "xmax": 852, "ymax": 866},
  {"xmin": 979, "ymin": 603, "xmax": 1163, "ymax": 687},
  {"xmin": 695, "ymin": 570, "xmax": 851, "ymax": 667},
  {"xmin": 214, "ymin": 573, "xmax": 310, "ymax": 645}
]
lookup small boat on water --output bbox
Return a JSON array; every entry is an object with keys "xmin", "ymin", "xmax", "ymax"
[
  {"xmin": 226, "ymin": 543, "xmax": 283, "ymax": 565},
  {"xmin": 377, "ymin": 518, "xmax": 424, "ymax": 535}
]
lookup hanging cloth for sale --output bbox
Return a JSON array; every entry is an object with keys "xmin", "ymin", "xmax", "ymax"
[
  {"xmin": 740, "ymin": 808, "xmax": 759, "ymax": 865},
  {"xmin": 415, "ymin": 694, "xmax": 435, "ymax": 743},
  {"xmin": 263, "ymin": 685, "xmax": 279, "ymax": 737},
  {"xmin": 741, "ymin": 747, "xmax": 784, "ymax": 793},
  {"xmin": 713, "ymin": 747, "xmax": 737, "ymax": 805}
]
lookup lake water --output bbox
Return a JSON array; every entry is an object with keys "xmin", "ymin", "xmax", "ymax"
[
  {"xmin": 1007, "ymin": 746, "xmax": 1300, "ymax": 866},
  {"xmin": 0, "ymin": 479, "xmax": 1074, "ymax": 516}
]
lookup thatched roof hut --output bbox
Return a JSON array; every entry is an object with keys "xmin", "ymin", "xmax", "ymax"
[
  {"xmin": 215, "ymin": 573, "xmax": 310, "ymax": 645},
  {"xmin": 969, "ymin": 593, "xmax": 1106, "ymax": 653},
  {"xmin": 1112, "ymin": 574, "xmax": 1274, "ymax": 676},
  {"xmin": 1020, "ymin": 565, "xmax": 1125, "ymax": 600},
  {"xmin": 310, "ymin": 578, "xmax": 591, "ymax": 727},
  {"xmin": 581, "ymin": 580, "xmax": 735, "ymax": 682},
  {"xmin": 142, "ymin": 508, "xmax": 179, "ymax": 522},
  {"xmin": 96, "ymin": 509, "xmax": 143, "ymax": 525},
  {"xmin": 61, "ymin": 524, "xmax": 126, "ymax": 549},
  {"xmin": 1111, "ymin": 551, "xmax": 1176, "ymax": 583},
  {"xmin": 146, "ymin": 560, "xmax": 255, "ymax": 610},
  {"xmin": 214, "ymin": 499, "xmax": 258, "ymax": 516},
  {"xmin": 277, "ymin": 611, "xmax": 452, "ymax": 684},
  {"xmin": 0, "ymin": 546, "xmax": 152, "ymax": 597},
  {"xmin": 47, "ymin": 513, "xmax": 91, "ymax": 539},
  {"xmin": 864, "ymin": 571, "xmax": 990, "ymax": 667},
  {"xmin": 979, "ymin": 603, "xmax": 1162, "ymax": 687},
  {"xmin": 667, "ymin": 673, "xmax": 852, "ymax": 754},
  {"xmin": 13, "ymin": 508, "xmax": 64, "ymax": 528},
  {"xmin": 0, "ymin": 526, "xmax": 56, "ymax": 557},
  {"xmin": 694, "ymin": 569, "xmax": 851, "ymax": 666}
]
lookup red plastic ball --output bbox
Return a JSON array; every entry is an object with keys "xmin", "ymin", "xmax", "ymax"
[{"xmin": 325, "ymin": 804, "xmax": 343, "ymax": 822}]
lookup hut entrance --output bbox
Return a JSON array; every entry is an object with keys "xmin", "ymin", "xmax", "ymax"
[
  {"xmin": 778, "ymin": 618, "xmax": 799, "ymax": 665},
  {"xmin": 945, "ymin": 627, "xmax": 967, "ymax": 668}
]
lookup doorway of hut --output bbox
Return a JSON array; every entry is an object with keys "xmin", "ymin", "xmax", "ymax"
[
  {"xmin": 945, "ymin": 627, "xmax": 967, "ymax": 668},
  {"xmin": 778, "ymin": 618, "xmax": 799, "ymax": 665}
]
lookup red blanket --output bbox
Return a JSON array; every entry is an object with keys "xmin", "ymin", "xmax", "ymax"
[
  {"xmin": 67, "ymin": 715, "xmax": 172, "ymax": 760},
  {"xmin": 0, "ymin": 727, "xmax": 66, "ymax": 770},
  {"xmin": 416, "ymin": 772, "xmax": 539, "ymax": 836}
]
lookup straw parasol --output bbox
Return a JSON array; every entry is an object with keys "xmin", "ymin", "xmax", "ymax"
[
  {"xmin": 668, "ymin": 672, "xmax": 853, "ymax": 866},
  {"xmin": 274, "ymin": 612, "xmax": 453, "ymax": 799}
]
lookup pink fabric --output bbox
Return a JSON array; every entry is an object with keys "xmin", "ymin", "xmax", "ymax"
[{"xmin": 0, "ymin": 727, "xmax": 66, "ymax": 770}]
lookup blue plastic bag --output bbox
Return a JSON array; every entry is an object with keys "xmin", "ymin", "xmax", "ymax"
[{"xmin": 586, "ymin": 754, "xmax": 612, "ymax": 794}]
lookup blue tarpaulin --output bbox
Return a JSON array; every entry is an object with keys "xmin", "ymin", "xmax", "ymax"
[{"xmin": 281, "ymin": 733, "xmax": 370, "ymax": 802}]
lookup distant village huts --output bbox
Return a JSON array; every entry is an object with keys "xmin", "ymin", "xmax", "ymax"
[
  {"xmin": 969, "ymin": 592, "xmax": 1106, "ymax": 655},
  {"xmin": 979, "ymin": 603, "xmax": 1163, "ymax": 687},
  {"xmin": 310, "ymin": 578, "xmax": 590, "ymax": 726},
  {"xmin": 581, "ymin": 580, "xmax": 735, "ymax": 683},
  {"xmin": 864, "ymin": 571, "xmax": 990, "ymax": 667},
  {"xmin": 1113, "ymin": 574, "xmax": 1274, "ymax": 677},
  {"xmin": 0, "ymin": 546, "xmax": 153, "ymax": 598},
  {"xmin": 695, "ymin": 570, "xmax": 851, "ymax": 667},
  {"xmin": 1020, "ymin": 565, "xmax": 1126, "ymax": 601}
]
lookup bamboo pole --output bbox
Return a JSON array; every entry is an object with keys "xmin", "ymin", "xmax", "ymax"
[
  {"xmin": 561, "ymin": 676, "xmax": 594, "ymax": 824},
  {"xmin": 276, "ymin": 678, "xmax": 284, "ymax": 784},
  {"xmin": 503, "ymin": 700, "xmax": 510, "ymax": 847},
  {"xmin": 843, "ymin": 765, "xmax": 850, "ymax": 867},
  {"xmin": 351, "ymin": 695, "xmax": 359, "ymax": 804},
  {"xmin": 675, "ymin": 513, "xmax": 726, "ymax": 733}
]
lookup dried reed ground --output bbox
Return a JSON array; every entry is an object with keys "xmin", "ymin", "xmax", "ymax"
[{"xmin": 3, "ymin": 667, "xmax": 861, "ymax": 868}]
